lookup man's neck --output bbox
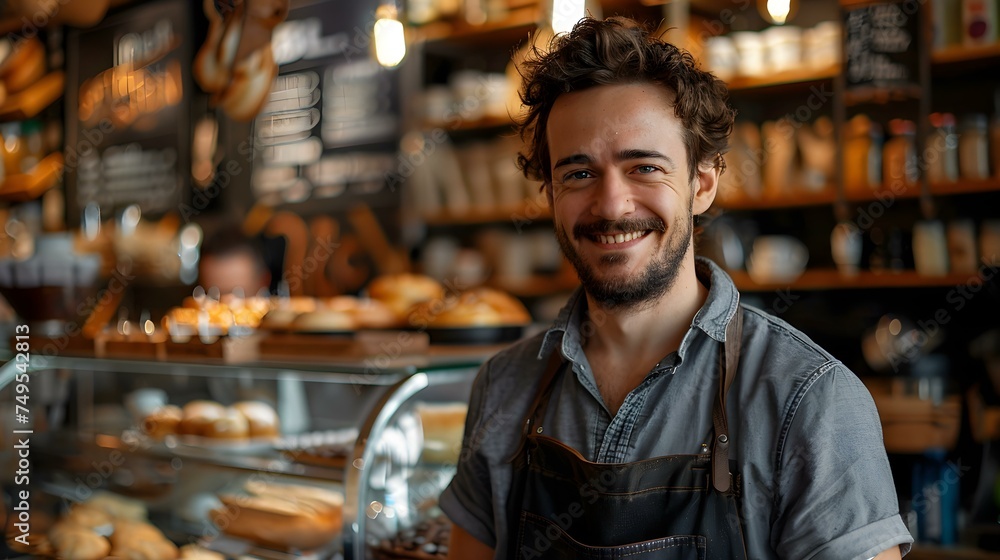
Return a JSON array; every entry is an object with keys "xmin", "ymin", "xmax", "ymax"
[{"xmin": 582, "ymin": 256, "xmax": 709, "ymax": 364}]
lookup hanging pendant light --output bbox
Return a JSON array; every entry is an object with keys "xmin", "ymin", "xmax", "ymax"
[
  {"xmin": 374, "ymin": 3, "xmax": 406, "ymax": 68},
  {"xmin": 551, "ymin": 0, "xmax": 586, "ymax": 34},
  {"xmin": 759, "ymin": 0, "xmax": 797, "ymax": 25}
]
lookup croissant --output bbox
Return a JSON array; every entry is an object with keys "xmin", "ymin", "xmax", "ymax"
[
  {"xmin": 193, "ymin": 0, "xmax": 243, "ymax": 95},
  {"xmin": 195, "ymin": 0, "xmax": 289, "ymax": 122},
  {"xmin": 219, "ymin": 43, "xmax": 278, "ymax": 122}
]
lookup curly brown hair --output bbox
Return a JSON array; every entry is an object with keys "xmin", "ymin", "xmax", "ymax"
[{"xmin": 516, "ymin": 17, "xmax": 736, "ymax": 185}]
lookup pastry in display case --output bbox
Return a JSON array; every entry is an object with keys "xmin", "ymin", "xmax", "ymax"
[{"xmin": 0, "ymin": 351, "xmax": 484, "ymax": 559}]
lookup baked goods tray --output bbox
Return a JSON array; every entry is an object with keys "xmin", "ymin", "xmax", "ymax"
[
  {"xmin": 93, "ymin": 333, "xmax": 263, "ymax": 363},
  {"xmin": 157, "ymin": 518, "xmax": 342, "ymax": 560},
  {"xmin": 123, "ymin": 429, "xmax": 279, "ymax": 457},
  {"xmin": 192, "ymin": 534, "xmax": 343, "ymax": 560},
  {"xmin": 259, "ymin": 330, "xmax": 429, "ymax": 360}
]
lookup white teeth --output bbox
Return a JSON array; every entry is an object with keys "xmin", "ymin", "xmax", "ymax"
[{"xmin": 598, "ymin": 231, "xmax": 644, "ymax": 244}]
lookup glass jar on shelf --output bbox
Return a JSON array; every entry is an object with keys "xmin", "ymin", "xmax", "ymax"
[
  {"xmin": 20, "ymin": 119, "xmax": 44, "ymax": 173},
  {"xmin": 0, "ymin": 122, "xmax": 23, "ymax": 178},
  {"xmin": 927, "ymin": 112, "xmax": 959, "ymax": 184},
  {"xmin": 883, "ymin": 119, "xmax": 918, "ymax": 188},
  {"xmin": 959, "ymin": 113, "xmax": 990, "ymax": 180}
]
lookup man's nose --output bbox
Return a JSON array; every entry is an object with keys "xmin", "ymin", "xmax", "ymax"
[{"xmin": 590, "ymin": 172, "xmax": 635, "ymax": 220}]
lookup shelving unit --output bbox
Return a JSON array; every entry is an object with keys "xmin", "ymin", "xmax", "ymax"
[
  {"xmin": 729, "ymin": 268, "xmax": 983, "ymax": 292},
  {"xmin": 422, "ymin": 199, "xmax": 551, "ymax": 225},
  {"xmin": 0, "ymin": 152, "xmax": 63, "ymax": 202},
  {"xmin": 489, "ymin": 272, "xmax": 579, "ymax": 298},
  {"xmin": 0, "ymin": 70, "xmax": 65, "ymax": 122},
  {"xmin": 411, "ymin": 4, "xmax": 541, "ymax": 49},
  {"xmin": 931, "ymin": 42, "xmax": 1000, "ymax": 66},
  {"xmin": 422, "ymin": 114, "xmax": 517, "ymax": 132},
  {"xmin": 716, "ymin": 188, "xmax": 838, "ymax": 210},
  {"xmin": 725, "ymin": 64, "xmax": 839, "ymax": 93}
]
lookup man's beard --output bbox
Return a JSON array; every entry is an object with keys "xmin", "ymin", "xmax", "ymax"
[{"xmin": 555, "ymin": 205, "xmax": 693, "ymax": 311}]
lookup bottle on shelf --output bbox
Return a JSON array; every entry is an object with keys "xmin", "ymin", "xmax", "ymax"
[
  {"xmin": 845, "ymin": 114, "xmax": 883, "ymax": 195},
  {"xmin": 961, "ymin": 0, "xmax": 998, "ymax": 46},
  {"xmin": 927, "ymin": 112, "xmax": 959, "ymax": 183},
  {"xmin": 0, "ymin": 122, "xmax": 23, "ymax": 179},
  {"xmin": 20, "ymin": 120, "xmax": 44, "ymax": 173},
  {"xmin": 958, "ymin": 113, "xmax": 991, "ymax": 180},
  {"xmin": 883, "ymin": 119, "xmax": 919, "ymax": 189}
]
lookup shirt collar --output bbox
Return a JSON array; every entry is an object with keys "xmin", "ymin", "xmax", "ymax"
[{"xmin": 538, "ymin": 257, "xmax": 741, "ymax": 361}]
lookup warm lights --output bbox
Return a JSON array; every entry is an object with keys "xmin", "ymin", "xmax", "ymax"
[
  {"xmin": 760, "ymin": 0, "xmax": 797, "ymax": 25},
  {"xmin": 374, "ymin": 4, "xmax": 406, "ymax": 68},
  {"xmin": 551, "ymin": 0, "xmax": 586, "ymax": 34}
]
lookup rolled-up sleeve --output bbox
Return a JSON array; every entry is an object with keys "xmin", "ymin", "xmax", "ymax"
[
  {"xmin": 772, "ymin": 362, "xmax": 914, "ymax": 560},
  {"xmin": 439, "ymin": 359, "xmax": 498, "ymax": 548}
]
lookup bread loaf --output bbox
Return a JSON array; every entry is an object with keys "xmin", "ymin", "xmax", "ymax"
[
  {"xmin": 143, "ymin": 405, "xmax": 182, "ymax": 440},
  {"xmin": 178, "ymin": 401, "xmax": 227, "ymax": 436},
  {"xmin": 64, "ymin": 505, "xmax": 113, "ymax": 530},
  {"xmin": 408, "ymin": 288, "xmax": 531, "ymax": 328},
  {"xmin": 291, "ymin": 309, "xmax": 357, "ymax": 332},
  {"xmin": 49, "ymin": 525, "xmax": 111, "ymax": 560},
  {"xmin": 212, "ymin": 493, "xmax": 342, "ymax": 551},
  {"xmin": 367, "ymin": 274, "xmax": 445, "ymax": 319},
  {"xmin": 203, "ymin": 407, "xmax": 250, "ymax": 439},
  {"xmin": 232, "ymin": 401, "xmax": 280, "ymax": 438},
  {"xmin": 179, "ymin": 544, "xmax": 225, "ymax": 560}
]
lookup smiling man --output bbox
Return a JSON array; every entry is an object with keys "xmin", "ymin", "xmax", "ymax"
[{"xmin": 441, "ymin": 17, "xmax": 912, "ymax": 560}]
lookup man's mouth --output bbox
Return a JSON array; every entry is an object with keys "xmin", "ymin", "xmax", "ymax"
[
  {"xmin": 575, "ymin": 218, "xmax": 665, "ymax": 244},
  {"xmin": 593, "ymin": 230, "xmax": 650, "ymax": 244}
]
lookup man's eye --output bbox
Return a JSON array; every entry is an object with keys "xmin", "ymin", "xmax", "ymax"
[
  {"xmin": 635, "ymin": 165, "xmax": 659, "ymax": 174},
  {"xmin": 566, "ymin": 170, "xmax": 592, "ymax": 181}
]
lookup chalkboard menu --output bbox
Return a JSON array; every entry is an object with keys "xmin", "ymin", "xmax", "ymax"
[
  {"xmin": 843, "ymin": 0, "xmax": 922, "ymax": 89},
  {"xmin": 249, "ymin": 0, "xmax": 401, "ymax": 207},
  {"xmin": 63, "ymin": 0, "xmax": 195, "ymax": 227}
]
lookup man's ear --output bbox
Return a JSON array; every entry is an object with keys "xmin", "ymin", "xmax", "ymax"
[{"xmin": 692, "ymin": 162, "xmax": 720, "ymax": 216}]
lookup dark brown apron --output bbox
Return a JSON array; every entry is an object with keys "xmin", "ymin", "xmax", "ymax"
[{"xmin": 506, "ymin": 308, "xmax": 747, "ymax": 560}]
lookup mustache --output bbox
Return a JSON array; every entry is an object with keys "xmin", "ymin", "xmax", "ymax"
[{"xmin": 573, "ymin": 217, "xmax": 666, "ymax": 239}]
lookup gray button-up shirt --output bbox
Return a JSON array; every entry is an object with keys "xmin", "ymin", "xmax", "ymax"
[{"xmin": 440, "ymin": 258, "xmax": 914, "ymax": 559}]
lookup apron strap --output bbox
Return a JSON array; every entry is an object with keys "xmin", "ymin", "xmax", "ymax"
[
  {"xmin": 526, "ymin": 350, "xmax": 565, "ymax": 435},
  {"xmin": 712, "ymin": 304, "xmax": 744, "ymax": 494},
  {"xmin": 506, "ymin": 349, "xmax": 565, "ymax": 466}
]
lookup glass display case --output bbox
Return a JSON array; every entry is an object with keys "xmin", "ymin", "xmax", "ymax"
[{"xmin": 0, "ymin": 352, "xmax": 484, "ymax": 559}]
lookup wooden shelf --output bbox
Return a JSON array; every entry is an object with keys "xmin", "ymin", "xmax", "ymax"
[
  {"xmin": 489, "ymin": 274, "xmax": 579, "ymax": 298},
  {"xmin": 720, "ymin": 179, "xmax": 1000, "ymax": 210},
  {"xmin": 729, "ymin": 268, "xmax": 981, "ymax": 292},
  {"xmin": 844, "ymin": 84, "xmax": 923, "ymax": 106},
  {"xmin": 929, "ymin": 177, "xmax": 1000, "ymax": 196},
  {"xmin": 0, "ymin": 152, "xmax": 63, "ymax": 202},
  {"xmin": 725, "ymin": 65, "xmax": 839, "ymax": 93},
  {"xmin": 715, "ymin": 188, "xmax": 837, "ymax": 210},
  {"xmin": 423, "ymin": 114, "xmax": 517, "ymax": 132},
  {"xmin": 932, "ymin": 42, "xmax": 1000, "ymax": 65},
  {"xmin": 0, "ymin": 70, "xmax": 65, "ymax": 121},
  {"xmin": 414, "ymin": 6, "xmax": 541, "ymax": 49},
  {"xmin": 845, "ymin": 179, "xmax": 1000, "ymax": 203},
  {"xmin": 422, "ymin": 201, "xmax": 551, "ymax": 226},
  {"xmin": 844, "ymin": 182, "xmax": 922, "ymax": 203}
]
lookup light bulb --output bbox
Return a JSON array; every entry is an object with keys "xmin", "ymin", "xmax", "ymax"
[
  {"xmin": 759, "ymin": 0, "xmax": 797, "ymax": 25},
  {"xmin": 374, "ymin": 5, "xmax": 406, "ymax": 68},
  {"xmin": 551, "ymin": 0, "xmax": 586, "ymax": 35}
]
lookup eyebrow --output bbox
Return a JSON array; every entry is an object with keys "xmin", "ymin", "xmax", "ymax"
[{"xmin": 552, "ymin": 149, "xmax": 677, "ymax": 170}]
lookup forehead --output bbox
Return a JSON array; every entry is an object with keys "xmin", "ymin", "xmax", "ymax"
[{"xmin": 546, "ymin": 82, "xmax": 683, "ymax": 159}]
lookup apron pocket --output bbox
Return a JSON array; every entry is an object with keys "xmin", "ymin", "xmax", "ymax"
[{"xmin": 516, "ymin": 511, "xmax": 707, "ymax": 560}]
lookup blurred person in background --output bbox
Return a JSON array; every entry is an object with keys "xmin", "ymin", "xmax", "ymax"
[{"xmin": 197, "ymin": 224, "xmax": 272, "ymax": 296}]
